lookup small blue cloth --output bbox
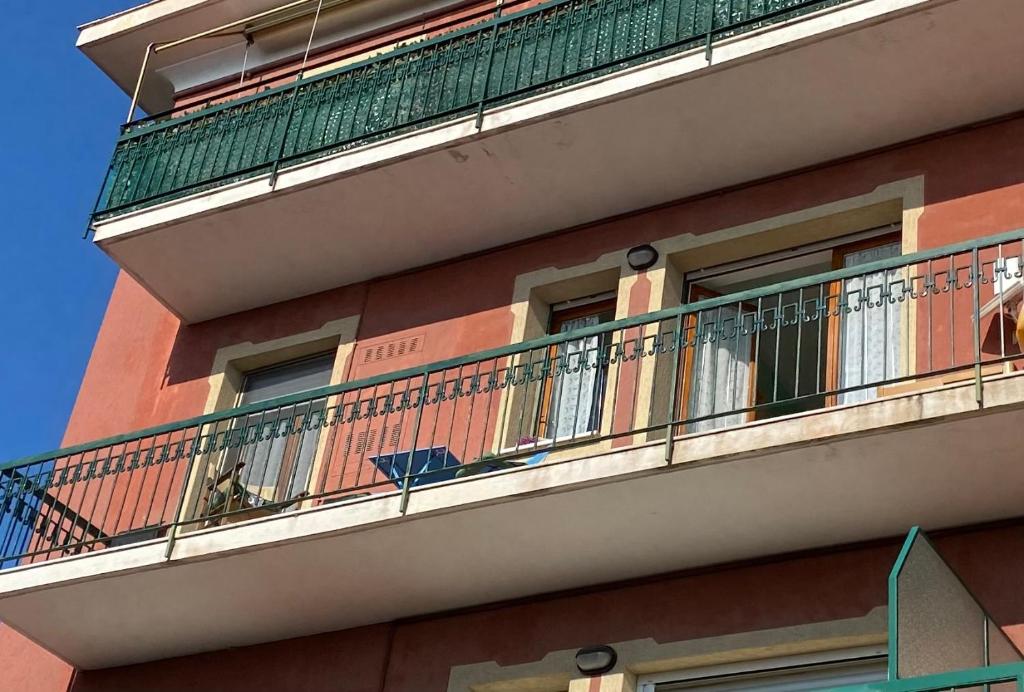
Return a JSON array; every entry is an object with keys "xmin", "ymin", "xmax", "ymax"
[
  {"xmin": 370, "ymin": 447, "xmax": 462, "ymax": 490},
  {"xmin": 525, "ymin": 451, "xmax": 549, "ymax": 466}
]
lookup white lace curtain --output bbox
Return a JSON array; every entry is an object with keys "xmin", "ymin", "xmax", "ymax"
[
  {"xmin": 549, "ymin": 314, "xmax": 603, "ymax": 438},
  {"xmin": 839, "ymin": 242, "xmax": 903, "ymax": 404},
  {"xmin": 687, "ymin": 306, "xmax": 752, "ymax": 433}
]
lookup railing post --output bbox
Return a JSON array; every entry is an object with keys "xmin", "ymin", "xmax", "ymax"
[
  {"xmin": 399, "ymin": 371, "xmax": 432, "ymax": 515},
  {"xmin": 704, "ymin": 0, "xmax": 716, "ymax": 62},
  {"xmin": 475, "ymin": 0, "xmax": 505, "ymax": 130},
  {"xmin": 665, "ymin": 314, "xmax": 683, "ymax": 463},
  {"xmin": 163, "ymin": 424, "xmax": 206, "ymax": 560},
  {"xmin": 972, "ymin": 247, "xmax": 984, "ymax": 409},
  {"xmin": 268, "ymin": 79, "xmax": 304, "ymax": 188},
  {"xmin": 127, "ymin": 43, "xmax": 158, "ymax": 125},
  {"xmin": 269, "ymin": 0, "xmax": 324, "ymax": 187}
]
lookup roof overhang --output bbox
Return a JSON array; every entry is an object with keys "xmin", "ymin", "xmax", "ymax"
[{"xmin": 77, "ymin": 0, "xmax": 472, "ymax": 114}]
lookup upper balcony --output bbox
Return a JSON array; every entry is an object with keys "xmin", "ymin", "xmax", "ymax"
[
  {"xmin": 4, "ymin": 232, "xmax": 1024, "ymax": 668},
  {"xmin": 82, "ymin": 0, "xmax": 1024, "ymax": 322}
]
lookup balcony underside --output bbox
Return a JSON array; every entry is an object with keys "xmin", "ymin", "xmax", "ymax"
[
  {"xmin": 92, "ymin": 0, "xmax": 1024, "ymax": 322},
  {"xmin": 2, "ymin": 375, "xmax": 1024, "ymax": 669}
]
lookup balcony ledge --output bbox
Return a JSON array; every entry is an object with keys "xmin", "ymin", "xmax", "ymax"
[
  {"xmin": 3, "ymin": 373, "xmax": 1024, "ymax": 669},
  {"xmin": 89, "ymin": 0, "xmax": 1024, "ymax": 322}
]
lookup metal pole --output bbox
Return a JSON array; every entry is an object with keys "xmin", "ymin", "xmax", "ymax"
[
  {"xmin": 126, "ymin": 42, "xmax": 157, "ymax": 124},
  {"xmin": 665, "ymin": 314, "xmax": 683, "ymax": 463},
  {"xmin": 163, "ymin": 426, "xmax": 205, "ymax": 560},
  {"xmin": 399, "ymin": 373, "xmax": 432, "ymax": 515},
  {"xmin": 972, "ymin": 247, "xmax": 984, "ymax": 408},
  {"xmin": 704, "ymin": 0, "xmax": 715, "ymax": 62},
  {"xmin": 475, "ymin": 0, "xmax": 505, "ymax": 130},
  {"xmin": 129, "ymin": 0, "xmax": 349, "ymax": 123},
  {"xmin": 239, "ymin": 34, "xmax": 254, "ymax": 87},
  {"xmin": 268, "ymin": 0, "xmax": 324, "ymax": 187}
]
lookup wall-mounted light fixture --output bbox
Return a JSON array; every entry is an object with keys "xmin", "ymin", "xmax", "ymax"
[
  {"xmin": 576, "ymin": 645, "xmax": 618, "ymax": 676},
  {"xmin": 626, "ymin": 244, "xmax": 659, "ymax": 271}
]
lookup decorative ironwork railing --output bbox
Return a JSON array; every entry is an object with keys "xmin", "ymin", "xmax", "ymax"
[
  {"xmin": 91, "ymin": 0, "xmax": 849, "ymax": 221},
  {"xmin": 3, "ymin": 230, "xmax": 1023, "ymax": 567}
]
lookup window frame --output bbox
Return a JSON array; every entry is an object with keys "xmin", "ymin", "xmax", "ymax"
[
  {"xmin": 536, "ymin": 296, "xmax": 618, "ymax": 440},
  {"xmin": 824, "ymin": 232, "xmax": 904, "ymax": 405},
  {"xmin": 209, "ymin": 351, "xmax": 337, "ymax": 519},
  {"xmin": 635, "ymin": 646, "xmax": 887, "ymax": 691},
  {"xmin": 678, "ymin": 230, "xmax": 904, "ymax": 431}
]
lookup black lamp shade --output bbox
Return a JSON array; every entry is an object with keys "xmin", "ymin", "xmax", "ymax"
[
  {"xmin": 626, "ymin": 244, "xmax": 659, "ymax": 271},
  {"xmin": 576, "ymin": 645, "xmax": 618, "ymax": 675}
]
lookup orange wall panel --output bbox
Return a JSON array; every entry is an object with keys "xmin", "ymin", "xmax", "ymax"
[
  {"xmin": 15, "ymin": 113, "xmax": 1024, "ymax": 692},
  {"xmin": 0, "ymin": 625, "xmax": 72, "ymax": 692}
]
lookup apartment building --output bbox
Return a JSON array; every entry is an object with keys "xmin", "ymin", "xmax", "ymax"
[{"xmin": 2, "ymin": 0, "xmax": 1024, "ymax": 690}]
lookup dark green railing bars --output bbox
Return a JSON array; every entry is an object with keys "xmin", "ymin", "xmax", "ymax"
[
  {"xmin": 4, "ymin": 230, "xmax": 1023, "ymax": 569},
  {"xmin": 92, "ymin": 0, "xmax": 846, "ymax": 221}
]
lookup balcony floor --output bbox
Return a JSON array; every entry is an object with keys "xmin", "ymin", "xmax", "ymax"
[
  {"xmin": 2, "ymin": 374, "xmax": 1023, "ymax": 669},
  {"xmin": 92, "ymin": 0, "xmax": 1024, "ymax": 322}
]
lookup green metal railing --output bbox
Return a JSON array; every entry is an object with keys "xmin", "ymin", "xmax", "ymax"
[
  {"xmin": 3, "ymin": 230, "xmax": 1023, "ymax": 568},
  {"xmin": 91, "ymin": 0, "xmax": 848, "ymax": 221}
]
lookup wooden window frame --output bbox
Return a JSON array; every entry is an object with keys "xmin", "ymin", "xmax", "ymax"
[
  {"xmin": 206, "ymin": 352, "xmax": 335, "ymax": 523},
  {"xmin": 536, "ymin": 298, "xmax": 617, "ymax": 439},
  {"xmin": 824, "ymin": 232, "xmax": 903, "ymax": 405},
  {"xmin": 678, "ymin": 284, "xmax": 759, "ymax": 427},
  {"xmin": 679, "ymin": 232, "xmax": 904, "ymax": 430}
]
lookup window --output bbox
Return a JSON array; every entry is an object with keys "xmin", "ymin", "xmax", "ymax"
[
  {"xmin": 219, "ymin": 353, "xmax": 335, "ymax": 506},
  {"xmin": 537, "ymin": 294, "xmax": 617, "ymax": 440},
  {"xmin": 640, "ymin": 651, "xmax": 886, "ymax": 691},
  {"xmin": 681, "ymin": 229, "xmax": 903, "ymax": 431},
  {"xmin": 834, "ymin": 238, "xmax": 903, "ymax": 405}
]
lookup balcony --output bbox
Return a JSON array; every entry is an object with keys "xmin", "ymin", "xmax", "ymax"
[
  {"xmin": 4, "ymin": 232, "xmax": 1024, "ymax": 666},
  {"xmin": 93, "ymin": 0, "xmax": 853, "ymax": 220},
  {"xmin": 85, "ymin": 0, "xmax": 1024, "ymax": 321}
]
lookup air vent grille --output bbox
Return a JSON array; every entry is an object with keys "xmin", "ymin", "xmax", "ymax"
[{"xmin": 361, "ymin": 335, "xmax": 424, "ymax": 364}]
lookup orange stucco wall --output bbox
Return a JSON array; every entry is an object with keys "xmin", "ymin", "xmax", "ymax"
[
  {"xmin": 23, "ymin": 111, "xmax": 1019, "ymax": 558},
  {"xmin": 65, "ymin": 522, "xmax": 1024, "ymax": 692},
  {"xmin": 9, "ymin": 113, "xmax": 1024, "ymax": 688},
  {"xmin": 0, "ymin": 625, "xmax": 71, "ymax": 692},
  {"xmin": 64, "ymin": 114, "xmax": 1024, "ymax": 451}
]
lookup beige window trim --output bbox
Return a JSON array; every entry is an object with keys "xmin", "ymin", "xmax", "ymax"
[
  {"xmin": 174, "ymin": 316, "xmax": 361, "ymax": 529},
  {"xmin": 494, "ymin": 177, "xmax": 923, "ymax": 461}
]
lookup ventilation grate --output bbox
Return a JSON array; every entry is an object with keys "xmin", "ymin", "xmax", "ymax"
[
  {"xmin": 361, "ymin": 335, "xmax": 424, "ymax": 364},
  {"xmin": 343, "ymin": 423, "xmax": 402, "ymax": 456}
]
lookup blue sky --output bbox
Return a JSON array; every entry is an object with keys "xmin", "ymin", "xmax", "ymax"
[{"xmin": 0, "ymin": 1, "xmax": 141, "ymax": 460}]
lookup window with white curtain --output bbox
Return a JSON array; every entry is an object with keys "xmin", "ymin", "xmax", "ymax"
[
  {"xmin": 837, "ymin": 241, "xmax": 904, "ymax": 404},
  {"xmin": 542, "ymin": 297, "xmax": 616, "ymax": 440},
  {"xmin": 682, "ymin": 228, "xmax": 904, "ymax": 431},
  {"xmin": 687, "ymin": 303, "xmax": 752, "ymax": 433}
]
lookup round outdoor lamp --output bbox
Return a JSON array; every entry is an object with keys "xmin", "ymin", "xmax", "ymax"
[
  {"xmin": 626, "ymin": 244, "xmax": 659, "ymax": 271},
  {"xmin": 575, "ymin": 645, "xmax": 618, "ymax": 676}
]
